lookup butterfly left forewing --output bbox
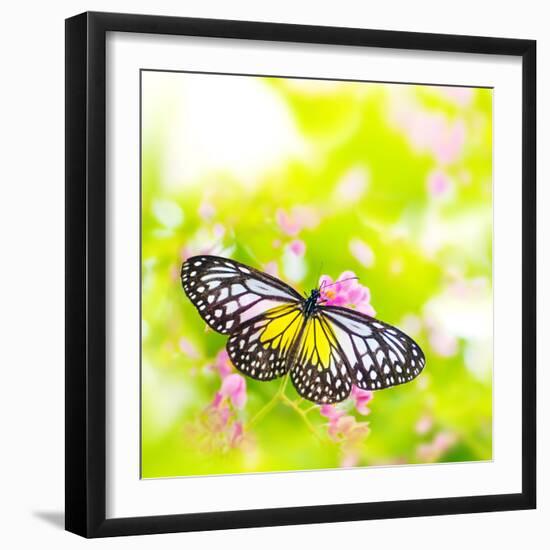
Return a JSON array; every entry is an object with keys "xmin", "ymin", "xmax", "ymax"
[
  {"xmin": 320, "ymin": 306, "xmax": 426, "ymax": 391},
  {"xmin": 181, "ymin": 255, "xmax": 301, "ymax": 334}
]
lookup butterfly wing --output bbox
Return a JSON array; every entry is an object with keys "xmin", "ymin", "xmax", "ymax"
[
  {"xmin": 181, "ymin": 255, "xmax": 302, "ymax": 334},
  {"xmin": 227, "ymin": 303, "xmax": 305, "ymax": 380},
  {"xmin": 320, "ymin": 306, "xmax": 426, "ymax": 391},
  {"xmin": 290, "ymin": 312, "xmax": 354, "ymax": 403}
]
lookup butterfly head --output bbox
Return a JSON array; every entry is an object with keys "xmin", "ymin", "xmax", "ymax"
[{"xmin": 310, "ymin": 288, "xmax": 321, "ymax": 302}]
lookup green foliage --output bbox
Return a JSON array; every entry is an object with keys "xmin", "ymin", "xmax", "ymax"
[{"xmin": 141, "ymin": 75, "xmax": 492, "ymax": 477}]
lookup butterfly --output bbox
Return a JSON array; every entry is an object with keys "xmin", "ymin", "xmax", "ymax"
[{"xmin": 181, "ymin": 255, "xmax": 425, "ymax": 404}]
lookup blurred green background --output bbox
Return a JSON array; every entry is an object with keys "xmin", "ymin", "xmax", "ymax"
[{"xmin": 141, "ymin": 71, "xmax": 492, "ymax": 478}]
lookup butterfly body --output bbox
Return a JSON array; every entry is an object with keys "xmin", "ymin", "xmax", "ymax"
[
  {"xmin": 303, "ymin": 288, "xmax": 322, "ymax": 318},
  {"xmin": 181, "ymin": 255, "xmax": 425, "ymax": 404}
]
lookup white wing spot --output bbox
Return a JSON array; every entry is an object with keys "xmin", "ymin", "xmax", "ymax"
[
  {"xmin": 353, "ymin": 336, "xmax": 367, "ymax": 355},
  {"xmin": 231, "ymin": 284, "xmax": 246, "ymax": 295},
  {"xmin": 225, "ymin": 301, "xmax": 238, "ymax": 314},
  {"xmin": 247, "ymin": 279, "xmax": 295, "ymax": 299},
  {"xmin": 239, "ymin": 294, "xmax": 259, "ymax": 306}
]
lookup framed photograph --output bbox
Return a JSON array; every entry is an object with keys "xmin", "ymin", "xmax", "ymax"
[{"xmin": 65, "ymin": 11, "xmax": 536, "ymax": 537}]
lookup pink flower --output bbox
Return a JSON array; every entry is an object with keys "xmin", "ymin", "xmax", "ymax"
[
  {"xmin": 341, "ymin": 452, "xmax": 360, "ymax": 468},
  {"xmin": 427, "ymin": 170, "xmax": 452, "ymax": 197},
  {"xmin": 207, "ymin": 393, "xmax": 232, "ymax": 431},
  {"xmin": 320, "ymin": 405, "xmax": 369, "ymax": 442},
  {"xmin": 179, "ymin": 337, "xmax": 201, "ymax": 360},
  {"xmin": 417, "ymin": 431, "xmax": 457, "ymax": 462},
  {"xmin": 288, "ymin": 239, "xmax": 306, "ymax": 256},
  {"xmin": 208, "ymin": 349, "xmax": 233, "ymax": 379},
  {"xmin": 428, "ymin": 329, "xmax": 458, "ymax": 358},
  {"xmin": 230, "ymin": 421, "xmax": 244, "ymax": 447},
  {"xmin": 351, "ymin": 386, "xmax": 373, "ymax": 416},
  {"xmin": 275, "ymin": 206, "xmax": 320, "ymax": 236},
  {"xmin": 212, "ymin": 223, "xmax": 226, "ymax": 239},
  {"xmin": 220, "ymin": 373, "xmax": 247, "ymax": 409},
  {"xmin": 330, "ymin": 415, "xmax": 370, "ymax": 443},
  {"xmin": 434, "ymin": 86, "xmax": 474, "ymax": 107},
  {"xmin": 293, "ymin": 206, "xmax": 320, "ymax": 230},
  {"xmin": 320, "ymin": 405, "xmax": 370, "ymax": 467},
  {"xmin": 334, "ymin": 167, "xmax": 369, "ymax": 202},
  {"xmin": 276, "ymin": 209, "xmax": 301, "ymax": 236},
  {"xmin": 198, "ymin": 200, "xmax": 216, "ymax": 220},
  {"xmin": 433, "ymin": 432, "xmax": 457, "ymax": 451},
  {"xmin": 432, "ymin": 120, "xmax": 466, "ymax": 165},
  {"xmin": 169, "ymin": 264, "xmax": 180, "ymax": 283},
  {"xmin": 320, "ymin": 404, "xmax": 346, "ymax": 422},
  {"xmin": 415, "ymin": 414, "xmax": 433, "ymax": 435},
  {"xmin": 390, "ymin": 104, "xmax": 466, "ymax": 165},
  {"xmin": 328, "ymin": 415, "xmax": 355, "ymax": 441},
  {"xmin": 349, "ymin": 238, "xmax": 375, "ymax": 268},
  {"xmin": 192, "ymin": 352, "xmax": 249, "ymax": 452},
  {"xmin": 263, "ymin": 261, "xmax": 279, "ymax": 277},
  {"xmin": 319, "ymin": 271, "xmax": 376, "ymax": 317}
]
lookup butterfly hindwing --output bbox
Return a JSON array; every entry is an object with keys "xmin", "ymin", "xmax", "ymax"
[
  {"xmin": 291, "ymin": 313, "xmax": 353, "ymax": 403},
  {"xmin": 181, "ymin": 255, "xmax": 301, "ymax": 334},
  {"xmin": 227, "ymin": 304, "xmax": 304, "ymax": 380},
  {"xmin": 321, "ymin": 306, "xmax": 426, "ymax": 391}
]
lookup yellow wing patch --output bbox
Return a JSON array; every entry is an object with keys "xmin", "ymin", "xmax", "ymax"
[
  {"xmin": 300, "ymin": 315, "xmax": 337, "ymax": 370},
  {"xmin": 260, "ymin": 305, "xmax": 302, "ymax": 353}
]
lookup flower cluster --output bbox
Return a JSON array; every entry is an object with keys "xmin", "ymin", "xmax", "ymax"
[
  {"xmin": 351, "ymin": 386, "xmax": 374, "ymax": 415},
  {"xmin": 275, "ymin": 206, "xmax": 321, "ymax": 259},
  {"xmin": 319, "ymin": 271, "xmax": 376, "ymax": 317},
  {"xmin": 390, "ymin": 99, "xmax": 466, "ymax": 166},
  {"xmin": 190, "ymin": 349, "xmax": 249, "ymax": 452},
  {"xmin": 320, "ymin": 394, "xmax": 372, "ymax": 467}
]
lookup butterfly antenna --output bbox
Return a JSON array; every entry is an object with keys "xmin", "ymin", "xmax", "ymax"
[
  {"xmin": 315, "ymin": 262, "xmax": 324, "ymax": 288},
  {"xmin": 322, "ymin": 276, "xmax": 359, "ymax": 289}
]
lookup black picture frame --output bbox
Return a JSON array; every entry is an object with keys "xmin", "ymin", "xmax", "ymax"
[{"xmin": 65, "ymin": 11, "xmax": 536, "ymax": 538}]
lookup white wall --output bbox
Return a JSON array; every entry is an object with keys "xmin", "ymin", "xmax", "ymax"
[{"xmin": 0, "ymin": 1, "xmax": 546, "ymax": 548}]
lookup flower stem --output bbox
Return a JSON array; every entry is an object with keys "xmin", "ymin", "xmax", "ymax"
[
  {"xmin": 247, "ymin": 373, "xmax": 289, "ymax": 429},
  {"xmin": 246, "ymin": 376, "xmax": 324, "ymax": 443},
  {"xmin": 280, "ymin": 395, "xmax": 324, "ymax": 442}
]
